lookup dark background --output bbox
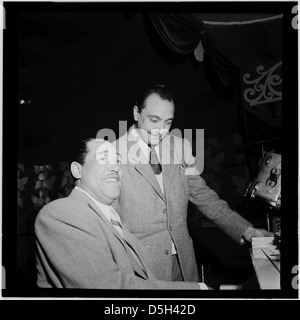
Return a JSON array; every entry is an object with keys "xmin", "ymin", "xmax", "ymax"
[
  {"xmin": 2, "ymin": 1, "xmax": 298, "ymax": 298},
  {"xmin": 16, "ymin": 11, "xmax": 204, "ymax": 162}
]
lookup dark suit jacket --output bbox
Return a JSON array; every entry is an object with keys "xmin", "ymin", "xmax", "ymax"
[{"xmin": 35, "ymin": 188, "xmax": 200, "ymax": 289}]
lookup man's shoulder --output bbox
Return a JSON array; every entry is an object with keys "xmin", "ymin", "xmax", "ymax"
[
  {"xmin": 36, "ymin": 191, "xmax": 82, "ymax": 220},
  {"xmin": 112, "ymin": 128, "xmax": 136, "ymax": 157},
  {"xmin": 114, "ymin": 127, "xmax": 133, "ymax": 144},
  {"xmin": 35, "ymin": 193, "xmax": 97, "ymax": 235},
  {"xmin": 37, "ymin": 196, "xmax": 71, "ymax": 216},
  {"xmin": 45, "ymin": 195, "xmax": 75, "ymax": 207},
  {"xmin": 165, "ymin": 133, "xmax": 185, "ymax": 143},
  {"xmin": 162, "ymin": 133, "xmax": 192, "ymax": 150}
]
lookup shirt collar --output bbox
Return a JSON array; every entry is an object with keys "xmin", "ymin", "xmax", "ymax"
[
  {"xmin": 131, "ymin": 125, "xmax": 160, "ymax": 160},
  {"xmin": 75, "ymin": 186, "xmax": 120, "ymax": 222}
]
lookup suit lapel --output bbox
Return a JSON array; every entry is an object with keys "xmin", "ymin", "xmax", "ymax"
[
  {"xmin": 87, "ymin": 203, "xmax": 128, "ymax": 248},
  {"xmin": 134, "ymin": 163, "xmax": 165, "ymax": 201},
  {"xmin": 69, "ymin": 190, "xmax": 128, "ymax": 248},
  {"xmin": 127, "ymin": 128, "xmax": 165, "ymax": 202},
  {"xmin": 161, "ymin": 134, "xmax": 177, "ymax": 199},
  {"xmin": 70, "ymin": 188, "xmax": 149, "ymax": 279},
  {"xmin": 161, "ymin": 163, "xmax": 176, "ymax": 199},
  {"xmin": 88, "ymin": 199, "xmax": 149, "ymax": 279},
  {"xmin": 122, "ymin": 227, "xmax": 152, "ymax": 276}
]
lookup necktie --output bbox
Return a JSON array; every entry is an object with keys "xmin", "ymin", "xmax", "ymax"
[
  {"xmin": 149, "ymin": 145, "xmax": 162, "ymax": 175},
  {"xmin": 110, "ymin": 218, "xmax": 148, "ymax": 279}
]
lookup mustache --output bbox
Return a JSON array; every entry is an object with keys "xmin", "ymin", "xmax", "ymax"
[{"xmin": 103, "ymin": 173, "xmax": 121, "ymax": 181}]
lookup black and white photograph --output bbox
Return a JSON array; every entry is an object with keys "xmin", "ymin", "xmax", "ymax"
[{"xmin": 1, "ymin": 0, "xmax": 298, "ymax": 302}]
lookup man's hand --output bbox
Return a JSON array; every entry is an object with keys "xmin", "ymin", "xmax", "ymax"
[{"xmin": 242, "ymin": 226, "xmax": 274, "ymax": 243}]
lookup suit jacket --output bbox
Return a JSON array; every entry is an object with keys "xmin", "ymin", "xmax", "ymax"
[
  {"xmin": 113, "ymin": 126, "xmax": 252, "ymax": 281},
  {"xmin": 35, "ymin": 188, "xmax": 200, "ymax": 290}
]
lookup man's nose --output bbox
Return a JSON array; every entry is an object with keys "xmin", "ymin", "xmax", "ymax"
[
  {"xmin": 110, "ymin": 164, "xmax": 122, "ymax": 179},
  {"xmin": 109, "ymin": 163, "xmax": 121, "ymax": 174},
  {"xmin": 157, "ymin": 122, "xmax": 165, "ymax": 130},
  {"xmin": 110, "ymin": 163, "xmax": 119, "ymax": 170}
]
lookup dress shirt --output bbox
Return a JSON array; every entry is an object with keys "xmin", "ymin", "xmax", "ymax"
[
  {"xmin": 131, "ymin": 127, "xmax": 177, "ymax": 255},
  {"xmin": 75, "ymin": 186, "xmax": 121, "ymax": 223}
]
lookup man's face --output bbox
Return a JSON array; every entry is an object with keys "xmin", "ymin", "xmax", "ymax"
[
  {"xmin": 134, "ymin": 93, "xmax": 174, "ymax": 146},
  {"xmin": 79, "ymin": 140, "xmax": 122, "ymax": 205}
]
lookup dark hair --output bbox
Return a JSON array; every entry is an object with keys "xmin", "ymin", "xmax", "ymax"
[
  {"xmin": 70, "ymin": 138, "xmax": 94, "ymax": 165},
  {"xmin": 135, "ymin": 84, "xmax": 173, "ymax": 112}
]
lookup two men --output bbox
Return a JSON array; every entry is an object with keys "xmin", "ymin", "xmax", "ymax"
[
  {"xmin": 35, "ymin": 138, "xmax": 203, "ymax": 289},
  {"xmin": 113, "ymin": 84, "xmax": 272, "ymax": 282},
  {"xmin": 35, "ymin": 84, "xmax": 272, "ymax": 288}
]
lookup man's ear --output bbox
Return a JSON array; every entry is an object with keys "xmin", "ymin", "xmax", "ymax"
[
  {"xmin": 133, "ymin": 105, "xmax": 139, "ymax": 122},
  {"xmin": 70, "ymin": 162, "xmax": 82, "ymax": 179}
]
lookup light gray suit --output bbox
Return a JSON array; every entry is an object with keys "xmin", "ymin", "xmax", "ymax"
[
  {"xmin": 35, "ymin": 188, "xmax": 200, "ymax": 289},
  {"xmin": 113, "ymin": 127, "xmax": 252, "ymax": 281}
]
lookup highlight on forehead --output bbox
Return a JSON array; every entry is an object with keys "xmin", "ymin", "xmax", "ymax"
[
  {"xmin": 87, "ymin": 138, "xmax": 106, "ymax": 151},
  {"xmin": 95, "ymin": 139, "xmax": 113, "ymax": 151},
  {"xmin": 94, "ymin": 139, "xmax": 121, "ymax": 164}
]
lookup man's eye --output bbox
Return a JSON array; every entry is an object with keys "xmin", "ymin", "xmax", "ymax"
[
  {"xmin": 150, "ymin": 119, "xmax": 158, "ymax": 123},
  {"xmin": 97, "ymin": 158, "xmax": 108, "ymax": 164},
  {"xmin": 165, "ymin": 121, "xmax": 172, "ymax": 126}
]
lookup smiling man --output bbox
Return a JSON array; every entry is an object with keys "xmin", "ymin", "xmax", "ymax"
[
  {"xmin": 34, "ymin": 138, "xmax": 204, "ymax": 289},
  {"xmin": 113, "ymin": 84, "xmax": 272, "ymax": 283}
]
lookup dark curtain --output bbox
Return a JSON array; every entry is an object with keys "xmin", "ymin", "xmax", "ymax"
[
  {"xmin": 148, "ymin": 13, "xmax": 205, "ymax": 54},
  {"xmin": 148, "ymin": 13, "xmax": 282, "ymax": 144},
  {"xmin": 148, "ymin": 12, "xmax": 242, "ymax": 103},
  {"xmin": 201, "ymin": 30, "xmax": 240, "ymax": 99}
]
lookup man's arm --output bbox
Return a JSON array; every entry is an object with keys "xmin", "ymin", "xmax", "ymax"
[
  {"xmin": 188, "ymin": 174, "xmax": 252, "ymax": 242},
  {"xmin": 182, "ymin": 138, "xmax": 272, "ymax": 243}
]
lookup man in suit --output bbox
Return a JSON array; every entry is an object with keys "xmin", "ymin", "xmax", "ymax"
[
  {"xmin": 35, "ymin": 138, "xmax": 204, "ymax": 289},
  {"xmin": 113, "ymin": 84, "xmax": 273, "ymax": 282}
]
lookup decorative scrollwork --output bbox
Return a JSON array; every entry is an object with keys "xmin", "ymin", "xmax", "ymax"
[{"xmin": 243, "ymin": 61, "xmax": 282, "ymax": 106}]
